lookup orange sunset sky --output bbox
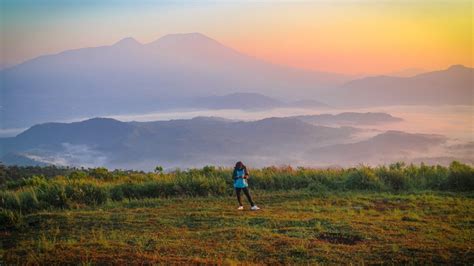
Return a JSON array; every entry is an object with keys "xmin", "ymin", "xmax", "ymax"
[{"xmin": 1, "ymin": 0, "xmax": 472, "ymax": 75}]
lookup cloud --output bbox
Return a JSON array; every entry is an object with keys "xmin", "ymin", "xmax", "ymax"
[{"xmin": 23, "ymin": 143, "xmax": 108, "ymax": 168}]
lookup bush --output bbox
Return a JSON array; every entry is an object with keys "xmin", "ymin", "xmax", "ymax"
[
  {"xmin": 89, "ymin": 167, "xmax": 113, "ymax": 180},
  {"xmin": 275, "ymin": 174, "xmax": 310, "ymax": 190},
  {"xmin": 18, "ymin": 188, "xmax": 39, "ymax": 212},
  {"xmin": 345, "ymin": 167, "xmax": 384, "ymax": 190},
  {"xmin": 249, "ymin": 173, "xmax": 275, "ymax": 190},
  {"xmin": 0, "ymin": 209, "xmax": 23, "ymax": 230},
  {"xmin": 308, "ymin": 182, "xmax": 328, "ymax": 194},
  {"xmin": 377, "ymin": 168, "xmax": 411, "ymax": 191},
  {"xmin": 24, "ymin": 175, "xmax": 49, "ymax": 187},
  {"xmin": 109, "ymin": 185, "xmax": 125, "ymax": 201},
  {"xmin": 68, "ymin": 171, "xmax": 88, "ymax": 180},
  {"xmin": 65, "ymin": 183, "xmax": 108, "ymax": 205},
  {"xmin": 115, "ymin": 183, "xmax": 141, "ymax": 200},
  {"xmin": 446, "ymin": 161, "xmax": 474, "ymax": 191},
  {"xmin": 175, "ymin": 175, "xmax": 226, "ymax": 196},
  {"xmin": 110, "ymin": 180, "xmax": 177, "ymax": 200},
  {"xmin": 0, "ymin": 191, "xmax": 21, "ymax": 210},
  {"xmin": 5, "ymin": 175, "xmax": 49, "ymax": 190},
  {"xmin": 419, "ymin": 164, "xmax": 448, "ymax": 190},
  {"xmin": 202, "ymin": 165, "xmax": 217, "ymax": 177},
  {"xmin": 35, "ymin": 183, "xmax": 68, "ymax": 209}
]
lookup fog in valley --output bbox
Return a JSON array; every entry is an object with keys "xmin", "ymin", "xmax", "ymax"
[
  {"xmin": 1, "ymin": 104, "xmax": 471, "ymax": 170},
  {"xmin": 0, "ymin": 33, "xmax": 472, "ymax": 170},
  {"xmin": 107, "ymin": 105, "xmax": 472, "ymax": 141}
]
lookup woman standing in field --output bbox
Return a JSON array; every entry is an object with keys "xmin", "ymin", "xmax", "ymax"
[{"xmin": 233, "ymin": 161, "xmax": 260, "ymax": 210}]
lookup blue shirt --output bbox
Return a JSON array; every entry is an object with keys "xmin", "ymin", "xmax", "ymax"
[{"xmin": 233, "ymin": 168, "xmax": 248, "ymax": 188}]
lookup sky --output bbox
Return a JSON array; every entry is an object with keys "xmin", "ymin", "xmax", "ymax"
[{"xmin": 1, "ymin": 0, "xmax": 472, "ymax": 75}]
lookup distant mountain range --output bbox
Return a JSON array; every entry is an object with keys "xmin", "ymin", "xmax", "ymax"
[
  {"xmin": 1, "ymin": 32, "xmax": 471, "ymax": 129},
  {"xmin": 290, "ymin": 112, "xmax": 402, "ymax": 126},
  {"xmin": 0, "ymin": 117, "xmax": 353, "ymax": 169},
  {"xmin": 0, "ymin": 113, "xmax": 454, "ymax": 169},
  {"xmin": 324, "ymin": 65, "xmax": 473, "ymax": 106},
  {"xmin": 183, "ymin": 92, "xmax": 328, "ymax": 110},
  {"xmin": 308, "ymin": 131, "xmax": 447, "ymax": 165},
  {"xmin": 0, "ymin": 33, "xmax": 345, "ymax": 129}
]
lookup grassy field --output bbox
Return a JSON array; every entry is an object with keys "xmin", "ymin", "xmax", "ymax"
[
  {"xmin": 1, "ymin": 163, "xmax": 473, "ymax": 264},
  {"xmin": 2, "ymin": 190, "xmax": 473, "ymax": 264}
]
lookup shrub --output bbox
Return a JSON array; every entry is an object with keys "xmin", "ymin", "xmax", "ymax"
[
  {"xmin": 202, "ymin": 165, "xmax": 216, "ymax": 177},
  {"xmin": 0, "ymin": 191, "xmax": 21, "ymax": 210},
  {"xmin": 0, "ymin": 209, "xmax": 23, "ymax": 230},
  {"xmin": 446, "ymin": 161, "xmax": 474, "ymax": 191},
  {"xmin": 18, "ymin": 188, "xmax": 39, "ymax": 212},
  {"xmin": 109, "ymin": 185, "xmax": 125, "ymax": 201},
  {"xmin": 137, "ymin": 180, "xmax": 178, "ymax": 198},
  {"xmin": 249, "ymin": 172, "xmax": 275, "ymax": 190},
  {"xmin": 35, "ymin": 183, "xmax": 68, "ymax": 209},
  {"xmin": 89, "ymin": 167, "xmax": 113, "ymax": 180},
  {"xmin": 206, "ymin": 176, "xmax": 227, "ymax": 195},
  {"xmin": 154, "ymin": 166, "xmax": 164, "ymax": 174},
  {"xmin": 377, "ymin": 168, "xmax": 411, "ymax": 191},
  {"xmin": 6, "ymin": 175, "xmax": 49, "ymax": 190},
  {"xmin": 345, "ymin": 167, "xmax": 384, "ymax": 190},
  {"xmin": 68, "ymin": 171, "xmax": 88, "ymax": 180},
  {"xmin": 308, "ymin": 182, "xmax": 328, "ymax": 195},
  {"xmin": 419, "ymin": 164, "xmax": 448, "ymax": 190},
  {"xmin": 175, "ymin": 175, "xmax": 226, "ymax": 196},
  {"xmin": 65, "ymin": 183, "xmax": 108, "ymax": 205},
  {"xmin": 275, "ymin": 174, "xmax": 310, "ymax": 190},
  {"xmin": 24, "ymin": 175, "xmax": 49, "ymax": 187},
  {"xmin": 115, "ymin": 183, "xmax": 141, "ymax": 200},
  {"xmin": 109, "ymin": 180, "xmax": 177, "ymax": 200}
]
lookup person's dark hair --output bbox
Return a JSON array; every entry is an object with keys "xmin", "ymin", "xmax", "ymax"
[{"xmin": 235, "ymin": 161, "xmax": 245, "ymax": 169}]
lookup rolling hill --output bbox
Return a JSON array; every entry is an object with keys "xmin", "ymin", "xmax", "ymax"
[{"xmin": 0, "ymin": 114, "xmax": 453, "ymax": 169}]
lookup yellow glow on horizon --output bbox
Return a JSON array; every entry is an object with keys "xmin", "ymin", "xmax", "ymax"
[
  {"xmin": 219, "ymin": 2, "xmax": 472, "ymax": 74},
  {"xmin": 1, "ymin": 1, "xmax": 472, "ymax": 74}
]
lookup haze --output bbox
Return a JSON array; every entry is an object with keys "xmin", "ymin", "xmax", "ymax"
[
  {"xmin": 1, "ymin": 0, "xmax": 472, "ymax": 74},
  {"xmin": 0, "ymin": 1, "xmax": 472, "ymax": 170}
]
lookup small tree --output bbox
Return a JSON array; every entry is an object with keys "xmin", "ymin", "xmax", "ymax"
[{"xmin": 154, "ymin": 166, "xmax": 164, "ymax": 174}]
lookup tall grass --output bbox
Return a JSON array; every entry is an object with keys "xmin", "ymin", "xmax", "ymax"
[{"xmin": 0, "ymin": 161, "xmax": 472, "ymax": 221}]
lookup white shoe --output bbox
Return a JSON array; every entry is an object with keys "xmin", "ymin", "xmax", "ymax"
[
  {"xmin": 237, "ymin": 206, "xmax": 244, "ymax": 210},
  {"xmin": 251, "ymin": 206, "xmax": 260, "ymax": 211}
]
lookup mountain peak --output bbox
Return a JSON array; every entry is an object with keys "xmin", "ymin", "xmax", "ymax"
[
  {"xmin": 159, "ymin": 32, "xmax": 211, "ymax": 41},
  {"xmin": 148, "ymin": 32, "xmax": 221, "ymax": 47},
  {"xmin": 113, "ymin": 37, "xmax": 141, "ymax": 47},
  {"xmin": 447, "ymin": 64, "xmax": 468, "ymax": 71}
]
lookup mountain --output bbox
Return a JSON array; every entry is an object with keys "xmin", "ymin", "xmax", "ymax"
[
  {"xmin": 186, "ymin": 93, "xmax": 328, "ymax": 110},
  {"xmin": 286, "ymin": 99, "xmax": 329, "ymax": 108},
  {"xmin": 1, "ymin": 115, "xmax": 460, "ymax": 169},
  {"xmin": 322, "ymin": 65, "xmax": 473, "ymax": 106},
  {"xmin": 0, "ymin": 153, "xmax": 49, "ymax": 167},
  {"xmin": 387, "ymin": 68, "xmax": 427, "ymax": 77},
  {"xmin": 0, "ymin": 33, "xmax": 348, "ymax": 129},
  {"xmin": 187, "ymin": 93, "xmax": 284, "ymax": 110},
  {"xmin": 292, "ymin": 112, "xmax": 402, "ymax": 126},
  {"xmin": 0, "ymin": 117, "xmax": 356, "ymax": 169},
  {"xmin": 307, "ymin": 131, "xmax": 447, "ymax": 165}
]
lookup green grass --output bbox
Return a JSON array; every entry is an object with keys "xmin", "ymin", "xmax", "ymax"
[
  {"xmin": 1, "ymin": 190, "xmax": 473, "ymax": 264},
  {"xmin": 1, "ymin": 162, "xmax": 473, "ymax": 264},
  {"xmin": 1, "ymin": 162, "xmax": 473, "ymax": 215}
]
